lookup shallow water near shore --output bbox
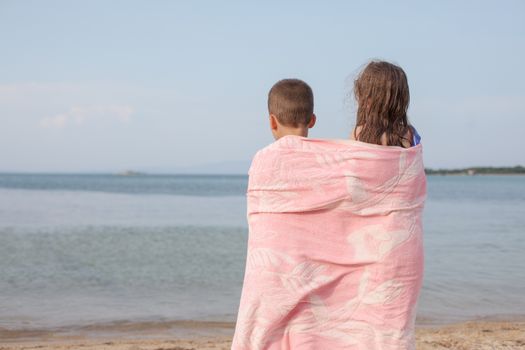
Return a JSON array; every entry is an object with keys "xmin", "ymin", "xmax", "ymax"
[{"xmin": 0, "ymin": 174, "xmax": 524, "ymax": 334}]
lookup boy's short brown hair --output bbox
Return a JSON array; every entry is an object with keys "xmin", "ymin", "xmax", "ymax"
[{"xmin": 268, "ymin": 79, "xmax": 314, "ymax": 127}]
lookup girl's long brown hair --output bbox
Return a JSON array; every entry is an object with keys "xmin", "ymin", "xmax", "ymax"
[{"xmin": 353, "ymin": 60, "xmax": 412, "ymax": 147}]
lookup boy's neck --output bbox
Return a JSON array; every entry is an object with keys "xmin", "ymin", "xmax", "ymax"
[{"xmin": 275, "ymin": 126, "xmax": 309, "ymax": 140}]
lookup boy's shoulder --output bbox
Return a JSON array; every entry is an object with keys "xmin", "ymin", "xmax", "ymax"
[
  {"xmin": 249, "ymin": 136, "xmax": 316, "ymax": 175},
  {"xmin": 248, "ymin": 137, "xmax": 292, "ymax": 175},
  {"xmin": 248, "ymin": 143, "xmax": 276, "ymax": 174},
  {"xmin": 252, "ymin": 136, "xmax": 307, "ymax": 158}
]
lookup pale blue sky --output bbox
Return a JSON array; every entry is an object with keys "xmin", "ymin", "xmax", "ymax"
[{"xmin": 1, "ymin": 0, "xmax": 524, "ymax": 173}]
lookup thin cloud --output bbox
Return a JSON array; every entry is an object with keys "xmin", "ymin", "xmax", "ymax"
[{"xmin": 40, "ymin": 105, "xmax": 134, "ymax": 128}]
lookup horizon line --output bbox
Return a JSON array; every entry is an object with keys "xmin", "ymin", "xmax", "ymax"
[{"xmin": 0, "ymin": 165, "xmax": 524, "ymax": 176}]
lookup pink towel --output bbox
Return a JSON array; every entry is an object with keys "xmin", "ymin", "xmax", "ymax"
[{"xmin": 232, "ymin": 135, "xmax": 426, "ymax": 350}]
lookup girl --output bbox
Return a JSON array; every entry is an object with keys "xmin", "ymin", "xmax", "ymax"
[{"xmin": 351, "ymin": 60, "xmax": 421, "ymax": 147}]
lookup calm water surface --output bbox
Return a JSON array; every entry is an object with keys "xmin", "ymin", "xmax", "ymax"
[{"xmin": 0, "ymin": 174, "xmax": 524, "ymax": 331}]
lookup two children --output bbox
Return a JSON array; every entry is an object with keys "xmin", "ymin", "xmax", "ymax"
[
  {"xmin": 234, "ymin": 61, "xmax": 426, "ymax": 349},
  {"xmin": 267, "ymin": 60, "xmax": 420, "ymax": 147}
]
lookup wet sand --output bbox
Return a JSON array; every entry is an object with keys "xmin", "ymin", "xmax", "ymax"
[{"xmin": 2, "ymin": 320, "xmax": 525, "ymax": 349}]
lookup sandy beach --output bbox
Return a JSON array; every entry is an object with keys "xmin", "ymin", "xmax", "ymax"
[{"xmin": 2, "ymin": 320, "xmax": 525, "ymax": 350}]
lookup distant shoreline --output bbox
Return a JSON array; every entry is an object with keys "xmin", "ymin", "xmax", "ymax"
[
  {"xmin": 1, "ymin": 164, "xmax": 524, "ymax": 177},
  {"xmin": 425, "ymin": 166, "xmax": 525, "ymax": 176},
  {"xmin": 426, "ymin": 173, "xmax": 525, "ymax": 176}
]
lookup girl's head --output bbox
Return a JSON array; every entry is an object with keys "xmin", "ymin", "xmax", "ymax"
[{"xmin": 353, "ymin": 60, "xmax": 411, "ymax": 147}]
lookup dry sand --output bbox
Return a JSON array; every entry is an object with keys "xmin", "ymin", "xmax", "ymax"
[
  {"xmin": 416, "ymin": 321, "xmax": 525, "ymax": 349},
  {"xmin": 1, "ymin": 321, "xmax": 524, "ymax": 350}
]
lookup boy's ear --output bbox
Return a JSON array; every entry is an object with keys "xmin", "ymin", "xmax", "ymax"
[
  {"xmin": 308, "ymin": 114, "xmax": 316, "ymax": 129},
  {"xmin": 269, "ymin": 114, "xmax": 279, "ymax": 130}
]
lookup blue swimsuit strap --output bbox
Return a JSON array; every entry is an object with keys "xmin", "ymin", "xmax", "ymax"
[{"xmin": 411, "ymin": 126, "xmax": 421, "ymax": 146}]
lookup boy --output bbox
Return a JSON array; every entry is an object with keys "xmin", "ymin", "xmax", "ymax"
[{"xmin": 267, "ymin": 79, "xmax": 316, "ymax": 140}]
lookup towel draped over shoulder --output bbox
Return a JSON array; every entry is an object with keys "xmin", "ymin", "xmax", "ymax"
[{"xmin": 232, "ymin": 135, "xmax": 427, "ymax": 350}]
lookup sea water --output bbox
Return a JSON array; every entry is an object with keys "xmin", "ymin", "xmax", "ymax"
[{"xmin": 0, "ymin": 174, "xmax": 524, "ymax": 332}]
